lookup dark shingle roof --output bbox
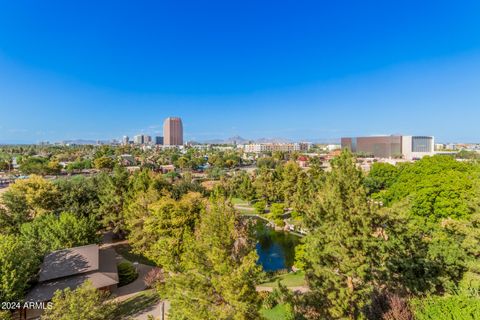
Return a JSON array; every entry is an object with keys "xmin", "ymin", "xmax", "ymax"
[
  {"xmin": 26, "ymin": 245, "xmax": 118, "ymax": 302},
  {"xmin": 39, "ymin": 244, "xmax": 99, "ymax": 282}
]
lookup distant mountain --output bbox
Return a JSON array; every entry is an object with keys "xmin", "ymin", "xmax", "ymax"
[
  {"xmin": 255, "ymin": 137, "xmax": 292, "ymax": 144},
  {"xmin": 200, "ymin": 136, "xmax": 296, "ymax": 144},
  {"xmin": 59, "ymin": 139, "xmax": 105, "ymax": 145}
]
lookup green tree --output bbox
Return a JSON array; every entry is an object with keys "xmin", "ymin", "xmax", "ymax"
[
  {"xmin": 281, "ymin": 161, "xmax": 302, "ymax": 207},
  {"xmin": 382, "ymin": 156, "xmax": 480, "ymax": 221},
  {"xmin": 0, "ymin": 175, "xmax": 60, "ymax": 231},
  {"xmin": 411, "ymin": 293, "xmax": 480, "ymax": 320},
  {"xmin": 300, "ymin": 150, "xmax": 387, "ymax": 319},
  {"xmin": 253, "ymin": 200, "xmax": 266, "ymax": 215},
  {"xmin": 159, "ymin": 196, "xmax": 262, "ymax": 320},
  {"xmin": 20, "ymin": 212, "xmax": 99, "ymax": 255},
  {"xmin": 98, "ymin": 166, "xmax": 129, "ymax": 237},
  {"xmin": 0, "ymin": 234, "xmax": 39, "ymax": 302},
  {"xmin": 41, "ymin": 281, "xmax": 116, "ymax": 320},
  {"xmin": 254, "ymin": 168, "xmax": 281, "ymax": 203},
  {"xmin": 270, "ymin": 203, "xmax": 285, "ymax": 219},
  {"xmin": 19, "ymin": 156, "xmax": 50, "ymax": 175},
  {"xmin": 55, "ymin": 175, "xmax": 101, "ymax": 218},
  {"xmin": 364, "ymin": 162, "xmax": 398, "ymax": 194},
  {"xmin": 93, "ymin": 156, "xmax": 115, "ymax": 170},
  {"xmin": 65, "ymin": 158, "xmax": 92, "ymax": 174},
  {"xmin": 133, "ymin": 192, "xmax": 204, "ymax": 272}
]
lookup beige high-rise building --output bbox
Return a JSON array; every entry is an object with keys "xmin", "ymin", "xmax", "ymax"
[{"xmin": 163, "ymin": 117, "xmax": 183, "ymax": 145}]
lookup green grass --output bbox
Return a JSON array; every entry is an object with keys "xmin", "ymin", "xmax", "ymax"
[
  {"xmin": 231, "ymin": 197, "xmax": 250, "ymax": 205},
  {"xmin": 114, "ymin": 244, "xmax": 157, "ymax": 266},
  {"xmin": 260, "ymin": 271, "xmax": 306, "ymax": 288},
  {"xmin": 260, "ymin": 304, "xmax": 289, "ymax": 320},
  {"xmin": 114, "ymin": 289, "xmax": 160, "ymax": 319},
  {"xmin": 237, "ymin": 207, "xmax": 255, "ymax": 214}
]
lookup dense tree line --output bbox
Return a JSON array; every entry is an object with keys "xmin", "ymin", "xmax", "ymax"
[
  {"xmin": 2, "ymin": 146, "xmax": 480, "ymax": 319},
  {"xmin": 224, "ymin": 152, "xmax": 480, "ymax": 319}
]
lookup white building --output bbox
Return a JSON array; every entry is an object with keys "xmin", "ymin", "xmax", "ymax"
[
  {"xmin": 401, "ymin": 136, "xmax": 435, "ymax": 160},
  {"xmin": 239, "ymin": 143, "xmax": 309, "ymax": 153}
]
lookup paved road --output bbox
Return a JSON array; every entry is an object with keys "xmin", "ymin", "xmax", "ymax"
[{"xmin": 101, "ymin": 232, "xmax": 170, "ymax": 319}]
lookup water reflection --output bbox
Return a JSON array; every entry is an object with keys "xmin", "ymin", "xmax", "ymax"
[{"xmin": 254, "ymin": 221, "xmax": 300, "ymax": 272}]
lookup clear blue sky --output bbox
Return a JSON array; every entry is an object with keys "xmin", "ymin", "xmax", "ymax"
[{"xmin": 1, "ymin": 0, "xmax": 480, "ymax": 143}]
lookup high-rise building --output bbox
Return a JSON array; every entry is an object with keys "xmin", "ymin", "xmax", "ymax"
[
  {"xmin": 144, "ymin": 135, "xmax": 152, "ymax": 144},
  {"xmin": 133, "ymin": 135, "xmax": 144, "ymax": 145},
  {"xmin": 155, "ymin": 136, "xmax": 164, "ymax": 145},
  {"xmin": 341, "ymin": 135, "xmax": 435, "ymax": 160},
  {"xmin": 163, "ymin": 117, "xmax": 183, "ymax": 146},
  {"xmin": 122, "ymin": 136, "xmax": 129, "ymax": 145}
]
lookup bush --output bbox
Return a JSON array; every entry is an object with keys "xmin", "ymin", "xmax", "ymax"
[
  {"xmin": 254, "ymin": 200, "xmax": 266, "ymax": 214},
  {"xmin": 284, "ymin": 303, "xmax": 295, "ymax": 320},
  {"xmin": 118, "ymin": 261, "xmax": 138, "ymax": 287},
  {"xmin": 367, "ymin": 292, "xmax": 413, "ymax": 320},
  {"xmin": 411, "ymin": 294, "xmax": 480, "ymax": 320},
  {"xmin": 270, "ymin": 203, "xmax": 285, "ymax": 218},
  {"xmin": 262, "ymin": 292, "xmax": 278, "ymax": 310},
  {"xmin": 144, "ymin": 267, "xmax": 163, "ymax": 288},
  {"xmin": 274, "ymin": 218, "xmax": 285, "ymax": 227},
  {"xmin": 0, "ymin": 310, "xmax": 12, "ymax": 320}
]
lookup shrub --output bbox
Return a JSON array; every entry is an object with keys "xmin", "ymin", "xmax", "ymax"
[
  {"xmin": 144, "ymin": 267, "xmax": 163, "ymax": 288},
  {"xmin": 411, "ymin": 294, "xmax": 480, "ymax": 320},
  {"xmin": 270, "ymin": 203, "xmax": 285, "ymax": 218},
  {"xmin": 274, "ymin": 218, "xmax": 285, "ymax": 227},
  {"xmin": 262, "ymin": 292, "xmax": 277, "ymax": 310},
  {"xmin": 254, "ymin": 200, "xmax": 266, "ymax": 214},
  {"xmin": 118, "ymin": 261, "xmax": 138, "ymax": 287},
  {"xmin": 367, "ymin": 292, "xmax": 413, "ymax": 320},
  {"xmin": 258, "ymin": 291, "xmax": 269, "ymax": 301},
  {"xmin": 284, "ymin": 303, "xmax": 295, "ymax": 320}
]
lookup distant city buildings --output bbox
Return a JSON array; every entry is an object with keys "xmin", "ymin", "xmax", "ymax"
[
  {"xmin": 155, "ymin": 136, "xmax": 164, "ymax": 145},
  {"xmin": 133, "ymin": 135, "xmax": 144, "ymax": 145},
  {"xmin": 126, "ymin": 117, "xmax": 182, "ymax": 147},
  {"xmin": 163, "ymin": 117, "xmax": 184, "ymax": 146},
  {"xmin": 341, "ymin": 135, "xmax": 435, "ymax": 160},
  {"xmin": 239, "ymin": 142, "xmax": 309, "ymax": 153},
  {"xmin": 133, "ymin": 134, "xmax": 152, "ymax": 145}
]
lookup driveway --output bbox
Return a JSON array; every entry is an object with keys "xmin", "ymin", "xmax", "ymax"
[{"xmin": 101, "ymin": 232, "xmax": 170, "ymax": 319}]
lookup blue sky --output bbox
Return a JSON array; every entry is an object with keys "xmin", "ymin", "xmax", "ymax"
[{"xmin": 1, "ymin": 0, "xmax": 480, "ymax": 143}]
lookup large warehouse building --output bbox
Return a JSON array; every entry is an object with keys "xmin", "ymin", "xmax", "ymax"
[{"xmin": 341, "ymin": 135, "xmax": 435, "ymax": 160}]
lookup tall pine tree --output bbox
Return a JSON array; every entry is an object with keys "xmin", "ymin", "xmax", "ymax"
[
  {"xmin": 159, "ymin": 195, "xmax": 262, "ymax": 320},
  {"xmin": 300, "ymin": 150, "xmax": 386, "ymax": 319}
]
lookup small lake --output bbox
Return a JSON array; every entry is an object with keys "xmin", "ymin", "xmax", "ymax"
[{"xmin": 254, "ymin": 221, "xmax": 301, "ymax": 272}]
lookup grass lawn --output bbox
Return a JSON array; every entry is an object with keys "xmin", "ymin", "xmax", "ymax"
[
  {"xmin": 114, "ymin": 243, "xmax": 157, "ymax": 266},
  {"xmin": 114, "ymin": 289, "xmax": 160, "ymax": 319},
  {"xmin": 231, "ymin": 197, "xmax": 250, "ymax": 205},
  {"xmin": 260, "ymin": 271, "xmax": 306, "ymax": 288},
  {"xmin": 260, "ymin": 304, "xmax": 289, "ymax": 320},
  {"xmin": 237, "ymin": 207, "xmax": 255, "ymax": 214}
]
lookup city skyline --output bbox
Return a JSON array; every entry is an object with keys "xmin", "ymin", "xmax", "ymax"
[{"xmin": 1, "ymin": 1, "xmax": 480, "ymax": 143}]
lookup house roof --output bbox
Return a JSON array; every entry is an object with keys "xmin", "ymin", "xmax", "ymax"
[
  {"xmin": 26, "ymin": 246, "xmax": 119, "ymax": 303},
  {"xmin": 39, "ymin": 244, "xmax": 99, "ymax": 282}
]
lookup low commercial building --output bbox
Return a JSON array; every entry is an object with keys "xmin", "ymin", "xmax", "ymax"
[
  {"xmin": 341, "ymin": 135, "xmax": 435, "ymax": 160},
  {"xmin": 239, "ymin": 143, "xmax": 309, "ymax": 153}
]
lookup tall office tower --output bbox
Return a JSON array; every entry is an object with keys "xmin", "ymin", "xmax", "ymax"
[
  {"xmin": 133, "ymin": 135, "xmax": 144, "ymax": 145},
  {"xmin": 163, "ymin": 117, "xmax": 183, "ymax": 145},
  {"xmin": 122, "ymin": 136, "xmax": 129, "ymax": 145},
  {"xmin": 144, "ymin": 135, "xmax": 152, "ymax": 144}
]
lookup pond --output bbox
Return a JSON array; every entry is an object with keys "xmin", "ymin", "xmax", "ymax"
[{"xmin": 254, "ymin": 221, "xmax": 301, "ymax": 272}]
